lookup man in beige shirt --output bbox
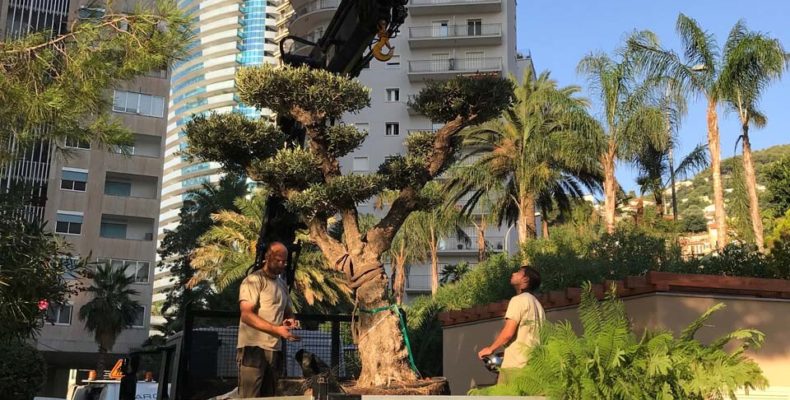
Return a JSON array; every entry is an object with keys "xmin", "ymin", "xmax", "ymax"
[
  {"xmin": 477, "ymin": 266, "xmax": 545, "ymax": 379},
  {"xmin": 237, "ymin": 242, "xmax": 300, "ymax": 398}
]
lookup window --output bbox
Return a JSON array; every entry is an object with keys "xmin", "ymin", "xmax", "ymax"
[
  {"xmin": 61, "ymin": 168, "xmax": 88, "ymax": 192},
  {"xmin": 46, "ymin": 304, "xmax": 73, "ymax": 325},
  {"xmin": 104, "ymin": 180, "xmax": 132, "ymax": 197},
  {"xmin": 64, "ymin": 137, "xmax": 90, "ymax": 149},
  {"xmin": 100, "ymin": 220, "xmax": 128, "ymax": 239},
  {"xmin": 432, "ymin": 20, "xmax": 449, "ymax": 37},
  {"xmin": 385, "ymin": 123, "xmax": 400, "ymax": 136},
  {"xmin": 467, "ymin": 19, "xmax": 482, "ymax": 36},
  {"xmin": 112, "ymin": 144, "xmax": 135, "ymax": 155},
  {"xmin": 353, "ymin": 157, "xmax": 369, "ymax": 172},
  {"xmin": 385, "ymin": 55, "xmax": 400, "ymax": 69},
  {"xmin": 97, "ymin": 258, "xmax": 150, "ymax": 283},
  {"xmin": 55, "ymin": 212, "xmax": 83, "ymax": 235},
  {"xmin": 355, "ymin": 123, "xmax": 369, "ymax": 133},
  {"xmin": 132, "ymin": 307, "xmax": 146, "ymax": 328},
  {"xmin": 112, "ymin": 91, "xmax": 165, "ymax": 118},
  {"xmin": 386, "ymin": 88, "xmax": 400, "ymax": 102}
]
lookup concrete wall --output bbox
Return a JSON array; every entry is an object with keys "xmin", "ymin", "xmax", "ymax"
[{"xmin": 442, "ymin": 293, "xmax": 790, "ymax": 397}]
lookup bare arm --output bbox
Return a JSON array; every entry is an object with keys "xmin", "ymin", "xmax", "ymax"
[
  {"xmin": 478, "ymin": 319, "xmax": 518, "ymax": 359},
  {"xmin": 240, "ymin": 300, "xmax": 294, "ymax": 340}
]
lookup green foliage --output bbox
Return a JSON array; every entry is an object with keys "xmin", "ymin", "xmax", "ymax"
[
  {"xmin": 472, "ymin": 284, "xmax": 767, "ymax": 399},
  {"xmin": 79, "ymin": 263, "xmax": 142, "ymax": 353},
  {"xmin": 763, "ymin": 156, "xmax": 790, "ymax": 217},
  {"xmin": 526, "ymin": 225, "xmax": 679, "ymax": 291},
  {"xmin": 681, "ymin": 206, "xmax": 708, "ymax": 232},
  {"xmin": 0, "ymin": 339, "xmax": 46, "ymax": 400},
  {"xmin": 409, "ymin": 74, "xmax": 515, "ymax": 123},
  {"xmin": 237, "ymin": 64, "xmax": 371, "ymax": 119},
  {"xmin": 405, "ymin": 254, "xmax": 518, "ymax": 376},
  {"xmin": 0, "ymin": 186, "xmax": 81, "ymax": 340},
  {"xmin": 249, "ymin": 147, "xmax": 322, "ymax": 192},
  {"xmin": 190, "ymin": 190, "xmax": 353, "ymax": 313},
  {"xmin": 157, "ymin": 175, "xmax": 248, "ymax": 335},
  {"xmin": 446, "ymin": 70, "xmax": 602, "ymax": 241},
  {"xmin": 439, "ymin": 262, "xmax": 471, "ymax": 284},
  {"xmin": 0, "ymin": 0, "xmax": 192, "ymax": 161},
  {"xmin": 185, "ymin": 112, "xmax": 286, "ymax": 175}
]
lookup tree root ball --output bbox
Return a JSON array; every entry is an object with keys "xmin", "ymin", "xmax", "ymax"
[{"xmin": 342, "ymin": 377, "xmax": 450, "ymax": 396}]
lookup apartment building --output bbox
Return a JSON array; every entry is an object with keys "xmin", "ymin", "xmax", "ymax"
[
  {"xmin": 153, "ymin": 0, "xmax": 279, "ymax": 309},
  {"xmin": 276, "ymin": 0, "xmax": 531, "ymax": 301},
  {"xmin": 0, "ymin": 0, "xmax": 166, "ymax": 396}
]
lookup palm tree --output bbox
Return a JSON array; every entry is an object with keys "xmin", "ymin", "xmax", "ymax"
[
  {"xmin": 635, "ymin": 142, "xmax": 709, "ymax": 218},
  {"xmin": 388, "ymin": 216, "xmax": 430, "ymax": 305},
  {"xmin": 627, "ymin": 14, "xmax": 746, "ymax": 249},
  {"xmin": 79, "ymin": 263, "xmax": 141, "ymax": 375},
  {"xmin": 189, "ymin": 190, "xmax": 352, "ymax": 311},
  {"xmin": 718, "ymin": 22, "xmax": 788, "ymax": 252},
  {"xmin": 447, "ymin": 69, "xmax": 603, "ymax": 251},
  {"xmin": 578, "ymin": 51, "xmax": 666, "ymax": 234}
]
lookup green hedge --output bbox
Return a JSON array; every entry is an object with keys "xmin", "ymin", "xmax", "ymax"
[{"xmin": 0, "ymin": 340, "xmax": 47, "ymax": 400}]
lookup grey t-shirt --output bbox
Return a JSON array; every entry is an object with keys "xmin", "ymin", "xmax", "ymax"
[{"xmin": 237, "ymin": 270, "xmax": 291, "ymax": 350}]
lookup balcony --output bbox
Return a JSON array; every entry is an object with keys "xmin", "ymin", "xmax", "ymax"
[
  {"xmin": 100, "ymin": 214, "xmax": 156, "ymax": 241},
  {"xmin": 407, "ymin": 57, "xmax": 502, "ymax": 82},
  {"xmin": 408, "ymin": 23, "xmax": 502, "ymax": 49},
  {"xmin": 438, "ymin": 236, "xmax": 506, "ymax": 253},
  {"xmin": 408, "ymin": 0, "xmax": 501, "ymax": 16},
  {"xmin": 289, "ymin": 0, "xmax": 338, "ymax": 34}
]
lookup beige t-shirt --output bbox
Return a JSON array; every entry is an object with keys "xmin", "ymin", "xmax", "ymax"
[
  {"xmin": 501, "ymin": 292, "xmax": 545, "ymax": 369},
  {"xmin": 237, "ymin": 270, "xmax": 291, "ymax": 350}
]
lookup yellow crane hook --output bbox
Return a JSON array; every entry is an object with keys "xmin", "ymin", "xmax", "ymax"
[{"xmin": 371, "ymin": 20, "xmax": 394, "ymax": 62}]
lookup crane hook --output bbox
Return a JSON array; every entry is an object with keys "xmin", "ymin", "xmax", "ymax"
[{"xmin": 371, "ymin": 20, "xmax": 394, "ymax": 62}]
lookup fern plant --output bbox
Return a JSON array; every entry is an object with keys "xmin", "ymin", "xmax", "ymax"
[{"xmin": 471, "ymin": 283, "xmax": 767, "ymax": 399}]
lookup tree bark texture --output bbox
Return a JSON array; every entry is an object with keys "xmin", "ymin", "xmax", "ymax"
[
  {"xmin": 706, "ymin": 99, "xmax": 728, "ymax": 249},
  {"xmin": 391, "ymin": 242, "xmax": 407, "ymax": 305},
  {"xmin": 516, "ymin": 194, "xmax": 536, "ymax": 245},
  {"xmin": 354, "ymin": 264, "xmax": 418, "ymax": 387},
  {"xmin": 740, "ymin": 126, "xmax": 765, "ymax": 252},
  {"xmin": 476, "ymin": 217, "xmax": 487, "ymax": 262},
  {"xmin": 602, "ymin": 143, "xmax": 618, "ymax": 234},
  {"xmin": 429, "ymin": 228, "xmax": 439, "ymax": 296}
]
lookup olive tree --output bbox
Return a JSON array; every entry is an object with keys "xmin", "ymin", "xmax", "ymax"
[{"xmin": 184, "ymin": 65, "xmax": 512, "ymax": 386}]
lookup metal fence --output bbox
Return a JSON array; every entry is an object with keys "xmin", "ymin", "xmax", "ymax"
[{"xmin": 175, "ymin": 310, "xmax": 359, "ymax": 399}]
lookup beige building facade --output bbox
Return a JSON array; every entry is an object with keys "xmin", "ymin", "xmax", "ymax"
[{"xmin": 1, "ymin": 0, "xmax": 167, "ymax": 397}]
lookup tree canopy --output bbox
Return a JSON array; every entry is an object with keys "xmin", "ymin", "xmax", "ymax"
[{"xmin": 0, "ymin": 0, "xmax": 191, "ymax": 161}]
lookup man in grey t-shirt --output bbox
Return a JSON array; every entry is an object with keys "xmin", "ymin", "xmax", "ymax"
[{"xmin": 237, "ymin": 242, "xmax": 300, "ymax": 397}]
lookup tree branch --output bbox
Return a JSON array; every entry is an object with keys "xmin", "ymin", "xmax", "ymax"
[
  {"xmin": 366, "ymin": 115, "xmax": 470, "ymax": 255},
  {"xmin": 308, "ymin": 217, "xmax": 345, "ymax": 264},
  {"xmin": 341, "ymin": 209, "xmax": 363, "ymax": 251}
]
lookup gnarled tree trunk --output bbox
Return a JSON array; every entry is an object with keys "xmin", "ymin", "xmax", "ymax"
[
  {"xmin": 740, "ymin": 124, "xmax": 765, "ymax": 252},
  {"xmin": 706, "ymin": 98, "xmax": 728, "ymax": 249},
  {"xmin": 353, "ymin": 258, "xmax": 417, "ymax": 386}
]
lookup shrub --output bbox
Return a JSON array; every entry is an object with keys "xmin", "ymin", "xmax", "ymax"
[
  {"xmin": 471, "ymin": 284, "xmax": 767, "ymax": 399},
  {"xmin": 0, "ymin": 340, "xmax": 47, "ymax": 400}
]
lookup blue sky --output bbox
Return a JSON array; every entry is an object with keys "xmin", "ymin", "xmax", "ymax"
[{"xmin": 516, "ymin": 0, "xmax": 790, "ymax": 193}]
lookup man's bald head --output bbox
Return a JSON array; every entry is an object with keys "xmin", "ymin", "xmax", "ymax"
[{"xmin": 263, "ymin": 241, "xmax": 288, "ymax": 277}]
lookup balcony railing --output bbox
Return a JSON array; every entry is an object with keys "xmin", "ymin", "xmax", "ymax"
[
  {"xmin": 438, "ymin": 236, "xmax": 506, "ymax": 252},
  {"xmin": 294, "ymin": 0, "xmax": 338, "ymax": 17},
  {"xmin": 409, "ymin": 23, "xmax": 501, "ymax": 39},
  {"xmin": 408, "ymin": 57, "xmax": 502, "ymax": 74}
]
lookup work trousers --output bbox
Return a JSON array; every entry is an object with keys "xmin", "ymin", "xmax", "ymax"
[{"xmin": 237, "ymin": 346, "xmax": 282, "ymax": 398}]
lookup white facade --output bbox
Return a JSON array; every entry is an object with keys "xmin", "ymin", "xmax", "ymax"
[{"xmin": 154, "ymin": 0, "xmax": 280, "ymax": 308}]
